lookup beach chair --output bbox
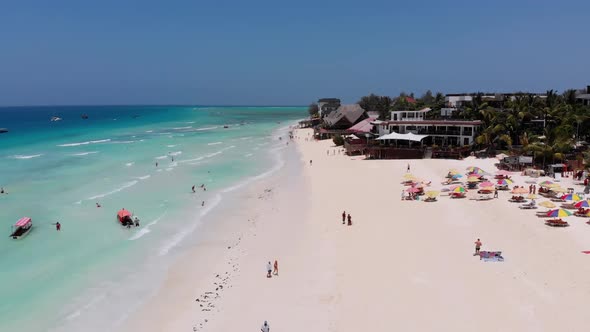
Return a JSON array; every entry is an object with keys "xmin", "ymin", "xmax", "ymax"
[
  {"xmin": 545, "ymin": 219, "xmax": 569, "ymax": 227},
  {"xmin": 424, "ymin": 197, "xmax": 437, "ymax": 202},
  {"xmin": 450, "ymin": 193, "xmax": 466, "ymax": 199},
  {"xmin": 476, "ymin": 195, "xmax": 492, "ymax": 201},
  {"xmin": 519, "ymin": 202, "xmax": 537, "ymax": 209},
  {"xmin": 479, "ymin": 251, "xmax": 504, "ymax": 262}
]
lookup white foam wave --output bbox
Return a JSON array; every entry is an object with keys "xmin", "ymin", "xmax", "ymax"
[
  {"xmin": 167, "ymin": 145, "xmax": 177, "ymax": 148},
  {"xmin": 58, "ymin": 139, "xmax": 111, "ymax": 147},
  {"xmin": 208, "ymin": 141, "xmax": 223, "ymax": 146},
  {"xmin": 128, "ymin": 211, "xmax": 166, "ymax": 241},
  {"xmin": 165, "ymin": 168, "xmax": 173, "ymax": 172},
  {"xmin": 172, "ymin": 126, "xmax": 192, "ymax": 130},
  {"xmin": 169, "ymin": 151, "xmax": 182, "ymax": 156},
  {"xmin": 185, "ymin": 121, "xmax": 195, "ymax": 124},
  {"xmin": 125, "ymin": 162, "xmax": 135, "ymax": 167},
  {"xmin": 196, "ymin": 126, "xmax": 218, "ymax": 131},
  {"xmin": 71, "ymin": 151, "xmax": 98, "ymax": 156},
  {"xmin": 10, "ymin": 154, "xmax": 43, "ymax": 159},
  {"xmin": 155, "ymin": 155, "xmax": 168, "ymax": 160},
  {"xmin": 244, "ymin": 153, "xmax": 253, "ymax": 157},
  {"xmin": 240, "ymin": 137, "xmax": 252, "ymax": 140},
  {"xmin": 158, "ymin": 194, "xmax": 222, "ymax": 256},
  {"xmin": 110, "ymin": 140, "xmax": 135, "ymax": 144},
  {"xmin": 86, "ymin": 180, "xmax": 138, "ymax": 200},
  {"xmin": 137, "ymin": 175, "xmax": 150, "ymax": 180},
  {"xmin": 145, "ymin": 130, "xmax": 153, "ymax": 133}
]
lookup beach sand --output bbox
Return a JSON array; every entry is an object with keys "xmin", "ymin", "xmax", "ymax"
[{"xmin": 124, "ymin": 128, "xmax": 590, "ymax": 331}]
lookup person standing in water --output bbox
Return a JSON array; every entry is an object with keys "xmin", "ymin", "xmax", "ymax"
[
  {"xmin": 155, "ymin": 162, "xmax": 158, "ymax": 167},
  {"xmin": 55, "ymin": 222, "xmax": 61, "ymax": 231},
  {"xmin": 202, "ymin": 201, "xmax": 205, "ymax": 206},
  {"xmin": 192, "ymin": 185, "xmax": 195, "ymax": 193}
]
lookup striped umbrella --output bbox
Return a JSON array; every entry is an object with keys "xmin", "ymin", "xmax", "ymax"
[
  {"xmin": 425, "ymin": 191, "xmax": 440, "ymax": 198},
  {"xmin": 452, "ymin": 174, "xmax": 463, "ymax": 179},
  {"xmin": 561, "ymin": 193, "xmax": 582, "ymax": 202},
  {"xmin": 497, "ymin": 179, "xmax": 513, "ymax": 186},
  {"xmin": 479, "ymin": 181, "xmax": 494, "ymax": 188},
  {"xmin": 467, "ymin": 176, "xmax": 480, "ymax": 183},
  {"xmin": 539, "ymin": 181, "xmax": 555, "ymax": 188},
  {"xmin": 547, "ymin": 209, "xmax": 573, "ymax": 218},
  {"xmin": 574, "ymin": 200, "xmax": 590, "ymax": 208}
]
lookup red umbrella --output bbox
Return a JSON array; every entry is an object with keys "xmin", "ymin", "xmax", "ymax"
[{"xmin": 406, "ymin": 187, "xmax": 420, "ymax": 193}]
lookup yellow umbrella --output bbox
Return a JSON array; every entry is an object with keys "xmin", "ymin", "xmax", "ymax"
[
  {"xmin": 425, "ymin": 191, "xmax": 440, "ymax": 198},
  {"xmin": 480, "ymin": 186, "xmax": 494, "ymax": 191},
  {"xmin": 527, "ymin": 194, "xmax": 539, "ymax": 199},
  {"xmin": 539, "ymin": 201, "xmax": 556, "ymax": 209},
  {"xmin": 467, "ymin": 177, "xmax": 480, "ymax": 183},
  {"xmin": 403, "ymin": 173, "xmax": 416, "ymax": 180}
]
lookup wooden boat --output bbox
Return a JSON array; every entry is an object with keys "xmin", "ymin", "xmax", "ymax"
[{"xmin": 10, "ymin": 217, "xmax": 32, "ymax": 239}]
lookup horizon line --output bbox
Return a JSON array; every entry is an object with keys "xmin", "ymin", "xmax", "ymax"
[{"xmin": 0, "ymin": 103, "xmax": 308, "ymax": 109}]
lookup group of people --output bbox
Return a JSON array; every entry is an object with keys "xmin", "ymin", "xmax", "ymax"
[
  {"xmin": 527, "ymin": 184, "xmax": 538, "ymax": 194},
  {"xmin": 191, "ymin": 184, "xmax": 206, "ymax": 193},
  {"xmin": 341, "ymin": 211, "xmax": 353, "ymax": 225},
  {"xmin": 266, "ymin": 260, "xmax": 279, "ymax": 278}
]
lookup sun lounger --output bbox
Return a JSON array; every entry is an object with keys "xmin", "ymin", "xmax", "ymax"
[
  {"xmin": 519, "ymin": 203, "xmax": 537, "ymax": 209},
  {"xmin": 450, "ymin": 193, "xmax": 466, "ymax": 199},
  {"xmin": 508, "ymin": 197, "xmax": 527, "ymax": 203},
  {"xmin": 476, "ymin": 195, "xmax": 492, "ymax": 201},
  {"xmin": 479, "ymin": 251, "xmax": 504, "ymax": 262},
  {"xmin": 424, "ymin": 197, "xmax": 437, "ymax": 202},
  {"xmin": 545, "ymin": 219, "xmax": 569, "ymax": 227}
]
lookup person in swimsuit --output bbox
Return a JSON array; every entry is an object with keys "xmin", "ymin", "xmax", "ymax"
[
  {"xmin": 475, "ymin": 238, "xmax": 482, "ymax": 255},
  {"xmin": 55, "ymin": 222, "xmax": 61, "ymax": 231},
  {"xmin": 273, "ymin": 260, "xmax": 278, "ymax": 276},
  {"xmin": 347, "ymin": 214, "xmax": 352, "ymax": 226},
  {"xmin": 342, "ymin": 211, "xmax": 346, "ymax": 224},
  {"xmin": 266, "ymin": 261, "xmax": 272, "ymax": 278}
]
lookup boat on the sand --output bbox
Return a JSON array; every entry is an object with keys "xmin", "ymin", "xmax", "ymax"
[{"xmin": 10, "ymin": 217, "xmax": 32, "ymax": 239}]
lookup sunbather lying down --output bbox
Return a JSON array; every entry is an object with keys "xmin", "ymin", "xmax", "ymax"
[{"xmin": 479, "ymin": 251, "xmax": 504, "ymax": 261}]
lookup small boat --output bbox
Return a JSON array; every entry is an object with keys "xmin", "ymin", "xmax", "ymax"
[
  {"xmin": 0, "ymin": 128, "xmax": 8, "ymax": 134},
  {"xmin": 50, "ymin": 116, "xmax": 62, "ymax": 122},
  {"xmin": 81, "ymin": 114, "xmax": 89, "ymax": 119},
  {"xmin": 223, "ymin": 125, "xmax": 229, "ymax": 129},
  {"xmin": 10, "ymin": 217, "xmax": 32, "ymax": 239},
  {"xmin": 117, "ymin": 209, "xmax": 139, "ymax": 227}
]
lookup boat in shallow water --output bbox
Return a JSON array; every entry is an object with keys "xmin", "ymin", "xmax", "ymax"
[
  {"xmin": 117, "ymin": 209, "xmax": 139, "ymax": 227},
  {"xmin": 10, "ymin": 217, "xmax": 32, "ymax": 239},
  {"xmin": 50, "ymin": 116, "xmax": 62, "ymax": 122}
]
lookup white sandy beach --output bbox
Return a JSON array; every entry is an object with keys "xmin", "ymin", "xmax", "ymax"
[{"xmin": 124, "ymin": 128, "xmax": 590, "ymax": 332}]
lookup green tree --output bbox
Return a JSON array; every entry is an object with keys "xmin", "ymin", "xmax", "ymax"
[{"xmin": 308, "ymin": 103, "xmax": 319, "ymax": 118}]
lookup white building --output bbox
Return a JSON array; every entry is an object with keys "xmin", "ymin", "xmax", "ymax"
[{"xmin": 376, "ymin": 109, "xmax": 481, "ymax": 147}]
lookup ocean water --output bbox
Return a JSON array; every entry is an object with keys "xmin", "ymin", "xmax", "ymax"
[{"xmin": 0, "ymin": 106, "xmax": 304, "ymax": 331}]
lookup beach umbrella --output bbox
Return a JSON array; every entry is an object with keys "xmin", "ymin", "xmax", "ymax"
[
  {"xmin": 497, "ymin": 179, "xmax": 513, "ymax": 186},
  {"xmin": 561, "ymin": 193, "xmax": 582, "ymax": 202},
  {"xmin": 467, "ymin": 176, "xmax": 480, "ymax": 183},
  {"xmin": 406, "ymin": 187, "xmax": 420, "ymax": 193},
  {"xmin": 574, "ymin": 200, "xmax": 590, "ymax": 208},
  {"xmin": 441, "ymin": 187, "xmax": 451, "ymax": 192},
  {"xmin": 403, "ymin": 174, "xmax": 416, "ymax": 180},
  {"xmin": 452, "ymin": 186, "xmax": 467, "ymax": 193},
  {"xmin": 496, "ymin": 170, "xmax": 511, "ymax": 176},
  {"xmin": 448, "ymin": 168, "xmax": 459, "ymax": 175},
  {"xmin": 452, "ymin": 174, "xmax": 463, "ymax": 179},
  {"xmin": 539, "ymin": 181, "xmax": 554, "ymax": 187},
  {"xmin": 527, "ymin": 194, "xmax": 539, "ymax": 199},
  {"xmin": 480, "ymin": 186, "xmax": 495, "ymax": 191},
  {"xmin": 479, "ymin": 181, "xmax": 494, "ymax": 188},
  {"xmin": 539, "ymin": 201, "xmax": 556, "ymax": 209},
  {"xmin": 425, "ymin": 191, "xmax": 439, "ymax": 198},
  {"xmin": 547, "ymin": 209, "xmax": 572, "ymax": 218},
  {"xmin": 511, "ymin": 187, "xmax": 528, "ymax": 194},
  {"xmin": 414, "ymin": 183, "xmax": 424, "ymax": 188}
]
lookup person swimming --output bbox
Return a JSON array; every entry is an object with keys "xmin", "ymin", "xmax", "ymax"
[{"xmin": 96, "ymin": 202, "xmax": 101, "ymax": 208}]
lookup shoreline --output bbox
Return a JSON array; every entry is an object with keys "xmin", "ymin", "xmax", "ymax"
[{"xmin": 118, "ymin": 127, "xmax": 590, "ymax": 331}]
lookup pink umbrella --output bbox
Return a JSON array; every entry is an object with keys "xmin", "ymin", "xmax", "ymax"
[
  {"xmin": 406, "ymin": 187, "xmax": 420, "ymax": 193},
  {"xmin": 479, "ymin": 181, "xmax": 494, "ymax": 187}
]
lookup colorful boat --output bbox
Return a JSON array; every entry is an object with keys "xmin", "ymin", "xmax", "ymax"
[
  {"xmin": 10, "ymin": 217, "xmax": 32, "ymax": 239},
  {"xmin": 117, "ymin": 209, "xmax": 139, "ymax": 227}
]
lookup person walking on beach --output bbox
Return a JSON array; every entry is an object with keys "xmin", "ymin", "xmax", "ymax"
[
  {"xmin": 202, "ymin": 201, "xmax": 205, "ymax": 207},
  {"xmin": 474, "ymin": 238, "xmax": 482, "ymax": 255},
  {"xmin": 266, "ymin": 261, "xmax": 272, "ymax": 278},
  {"xmin": 494, "ymin": 189, "xmax": 498, "ymax": 198},
  {"xmin": 155, "ymin": 162, "xmax": 158, "ymax": 167},
  {"xmin": 342, "ymin": 211, "xmax": 346, "ymax": 224},
  {"xmin": 192, "ymin": 185, "xmax": 195, "ymax": 193},
  {"xmin": 347, "ymin": 214, "xmax": 352, "ymax": 226},
  {"xmin": 310, "ymin": 160, "xmax": 313, "ymax": 166},
  {"xmin": 407, "ymin": 163, "xmax": 410, "ymax": 173},
  {"xmin": 273, "ymin": 260, "xmax": 278, "ymax": 276},
  {"xmin": 261, "ymin": 320, "xmax": 270, "ymax": 332}
]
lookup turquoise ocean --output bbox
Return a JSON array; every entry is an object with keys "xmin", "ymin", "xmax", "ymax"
[{"xmin": 0, "ymin": 106, "xmax": 305, "ymax": 331}]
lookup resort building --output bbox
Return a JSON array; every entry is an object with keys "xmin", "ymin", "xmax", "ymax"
[
  {"xmin": 376, "ymin": 108, "xmax": 481, "ymax": 147},
  {"xmin": 315, "ymin": 104, "xmax": 368, "ymax": 139},
  {"xmin": 576, "ymin": 86, "xmax": 590, "ymax": 106},
  {"xmin": 317, "ymin": 98, "xmax": 341, "ymax": 118}
]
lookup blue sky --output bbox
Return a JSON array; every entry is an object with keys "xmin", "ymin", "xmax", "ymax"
[{"xmin": 0, "ymin": 0, "xmax": 589, "ymax": 106}]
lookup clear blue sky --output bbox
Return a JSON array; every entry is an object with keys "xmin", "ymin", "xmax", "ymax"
[{"xmin": 1, "ymin": 0, "xmax": 589, "ymax": 106}]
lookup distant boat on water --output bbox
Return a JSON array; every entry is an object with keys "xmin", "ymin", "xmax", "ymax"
[
  {"xmin": 81, "ymin": 114, "xmax": 89, "ymax": 119},
  {"xmin": 0, "ymin": 128, "xmax": 8, "ymax": 134},
  {"xmin": 50, "ymin": 116, "xmax": 62, "ymax": 122}
]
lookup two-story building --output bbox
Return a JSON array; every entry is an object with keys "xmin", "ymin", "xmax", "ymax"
[
  {"xmin": 377, "ymin": 108, "xmax": 481, "ymax": 146},
  {"xmin": 317, "ymin": 98, "xmax": 341, "ymax": 118}
]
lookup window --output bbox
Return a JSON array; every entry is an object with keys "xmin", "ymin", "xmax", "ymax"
[
  {"xmin": 464, "ymin": 138, "xmax": 470, "ymax": 146},
  {"xmin": 462, "ymin": 126, "xmax": 473, "ymax": 136}
]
